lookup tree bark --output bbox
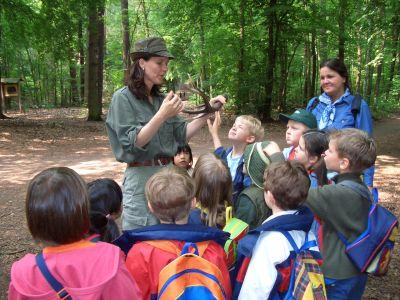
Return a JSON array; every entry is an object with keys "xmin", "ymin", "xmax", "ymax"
[
  {"xmin": 141, "ymin": 0, "xmax": 150, "ymax": 37},
  {"xmin": 87, "ymin": 0, "xmax": 105, "ymax": 121},
  {"xmin": 262, "ymin": 0, "xmax": 277, "ymax": 122},
  {"xmin": 237, "ymin": 0, "xmax": 246, "ymax": 112},
  {"xmin": 303, "ymin": 34, "xmax": 311, "ymax": 102},
  {"xmin": 121, "ymin": 0, "xmax": 131, "ymax": 81},
  {"xmin": 356, "ymin": 43, "xmax": 362, "ymax": 93},
  {"xmin": 78, "ymin": 20, "xmax": 85, "ymax": 103},
  {"xmin": 386, "ymin": 8, "xmax": 399, "ymax": 99}
]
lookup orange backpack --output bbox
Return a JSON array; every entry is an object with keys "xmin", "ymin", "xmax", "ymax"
[{"xmin": 144, "ymin": 240, "xmax": 228, "ymax": 300}]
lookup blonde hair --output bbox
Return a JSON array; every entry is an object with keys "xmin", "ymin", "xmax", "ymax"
[
  {"xmin": 193, "ymin": 153, "xmax": 232, "ymax": 228},
  {"xmin": 329, "ymin": 128, "xmax": 377, "ymax": 173},
  {"xmin": 145, "ymin": 166, "xmax": 195, "ymax": 223},
  {"xmin": 236, "ymin": 115, "xmax": 264, "ymax": 141}
]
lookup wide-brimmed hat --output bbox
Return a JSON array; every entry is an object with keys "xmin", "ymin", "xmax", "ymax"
[
  {"xmin": 279, "ymin": 108, "xmax": 317, "ymax": 129},
  {"xmin": 131, "ymin": 37, "xmax": 174, "ymax": 59},
  {"xmin": 243, "ymin": 141, "xmax": 271, "ymax": 189}
]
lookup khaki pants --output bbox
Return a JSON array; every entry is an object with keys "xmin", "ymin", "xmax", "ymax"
[{"xmin": 121, "ymin": 165, "xmax": 164, "ymax": 230}]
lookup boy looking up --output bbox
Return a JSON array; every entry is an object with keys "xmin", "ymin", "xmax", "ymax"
[{"xmin": 208, "ymin": 112, "xmax": 264, "ymax": 200}]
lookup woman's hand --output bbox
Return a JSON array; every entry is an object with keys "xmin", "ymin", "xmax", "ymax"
[
  {"xmin": 209, "ymin": 95, "xmax": 227, "ymax": 111},
  {"xmin": 158, "ymin": 91, "xmax": 184, "ymax": 120}
]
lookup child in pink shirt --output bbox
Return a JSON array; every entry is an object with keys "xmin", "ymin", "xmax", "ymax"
[{"xmin": 8, "ymin": 167, "xmax": 141, "ymax": 300}]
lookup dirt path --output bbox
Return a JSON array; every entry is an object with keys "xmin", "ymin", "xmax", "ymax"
[{"xmin": 1, "ymin": 108, "xmax": 399, "ymax": 298}]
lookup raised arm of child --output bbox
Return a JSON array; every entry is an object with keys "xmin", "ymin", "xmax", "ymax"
[{"xmin": 207, "ymin": 111, "xmax": 223, "ymax": 150}]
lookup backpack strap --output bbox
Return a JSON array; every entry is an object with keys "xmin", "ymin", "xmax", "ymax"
[
  {"xmin": 308, "ymin": 97, "xmax": 320, "ymax": 112},
  {"xmin": 35, "ymin": 253, "xmax": 72, "ymax": 300},
  {"xmin": 336, "ymin": 180, "xmax": 378, "ymax": 245},
  {"xmin": 351, "ymin": 94, "xmax": 362, "ymax": 120},
  {"xmin": 338, "ymin": 180, "xmax": 377, "ymax": 204},
  {"xmin": 143, "ymin": 240, "xmax": 210, "ymax": 257},
  {"xmin": 279, "ymin": 231, "xmax": 317, "ymax": 254}
]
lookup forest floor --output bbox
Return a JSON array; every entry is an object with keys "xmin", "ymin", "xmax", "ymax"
[{"xmin": 0, "ymin": 108, "xmax": 399, "ymax": 299}]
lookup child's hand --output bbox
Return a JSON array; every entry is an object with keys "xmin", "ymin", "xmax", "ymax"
[
  {"xmin": 263, "ymin": 141, "xmax": 281, "ymax": 156},
  {"xmin": 207, "ymin": 111, "xmax": 221, "ymax": 136}
]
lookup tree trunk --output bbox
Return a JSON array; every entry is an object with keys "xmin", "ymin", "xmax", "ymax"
[
  {"xmin": 68, "ymin": 44, "xmax": 79, "ymax": 106},
  {"xmin": 141, "ymin": 0, "xmax": 150, "ymax": 37},
  {"xmin": 121, "ymin": 0, "xmax": 131, "ymax": 81},
  {"xmin": 386, "ymin": 9, "xmax": 399, "ymax": 99},
  {"xmin": 303, "ymin": 34, "xmax": 311, "ymax": 102},
  {"xmin": 0, "ymin": 83, "xmax": 7, "ymax": 118},
  {"xmin": 60, "ymin": 64, "xmax": 67, "ymax": 107},
  {"xmin": 262, "ymin": 0, "xmax": 277, "ymax": 122},
  {"xmin": 237, "ymin": 0, "xmax": 246, "ymax": 112},
  {"xmin": 78, "ymin": 20, "xmax": 85, "ymax": 103},
  {"xmin": 318, "ymin": 0, "xmax": 328, "ymax": 61},
  {"xmin": 278, "ymin": 39, "xmax": 288, "ymax": 112},
  {"xmin": 87, "ymin": 0, "xmax": 105, "ymax": 121},
  {"xmin": 356, "ymin": 43, "xmax": 362, "ymax": 93},
  {"xmin": 197, "ymin": 0, "xmax": 208, "ymax": 93},
  {"xmin": 338, "ymin": 0, "xmax": 346, "ymax": 62}
]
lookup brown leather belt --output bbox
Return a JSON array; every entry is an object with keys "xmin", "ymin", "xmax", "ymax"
[{"xmin": 127, "ymin": 157, "xmax": 173, "ymax": 167}]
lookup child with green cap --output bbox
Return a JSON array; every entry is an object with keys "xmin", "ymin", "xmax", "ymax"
[
  {"xmin": 234, "ymin": 141, "xmax": 285, "ymax": 229},
  {"xmin": 279, "ymin": 109, "xmax": 318, "ymax": 160}
]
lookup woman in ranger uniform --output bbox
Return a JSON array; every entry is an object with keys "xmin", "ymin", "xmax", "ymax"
[{"xmin": 106, "ymin": 37, "xmax": 226, "ymax": 230}]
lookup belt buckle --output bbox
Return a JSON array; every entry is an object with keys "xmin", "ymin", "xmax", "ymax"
[{"xmin": 157, "ymin": 157, "xmax": 169, "ymax": 166}]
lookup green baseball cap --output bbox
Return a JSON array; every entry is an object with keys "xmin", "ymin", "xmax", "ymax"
[
  {"xmin": 279, "ymin": 108, "xmax": 317, "ymax": 129},
  {"xmin": 243, "ymin": 141, "xmax": 271, "ymax": 189},
  {"xmin": 131, "ymin": 37, "xmax": 174, "ymax": 59}
]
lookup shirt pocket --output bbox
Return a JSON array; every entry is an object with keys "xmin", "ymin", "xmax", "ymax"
[{"xmin": 158, "ymin": 119, "xmax": 175, "ymax": 152}]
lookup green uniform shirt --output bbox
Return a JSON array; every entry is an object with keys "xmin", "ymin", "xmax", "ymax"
[
  {"xmin": 105, "ymin": 87, "xmax": 187, "ymax": 230},
  {"xmin": 106, "ymin": 87, "xmax": 187, "ymax": 163}
]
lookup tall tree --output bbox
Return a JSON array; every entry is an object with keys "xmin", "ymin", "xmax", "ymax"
[
  {"xmin": 87, "ymin": 0, "xmax": 105, "ymax": 121},
  {"xmin": 338, "ymin": 0, "xmax": 347, "ymax": 61},
  {"xmin": 262, "ymin": 0, "xmax": 277, "ymax": 122},
  {"xmin": 121, "ymin": 0, "xmax": 131, "ymax": 80}
]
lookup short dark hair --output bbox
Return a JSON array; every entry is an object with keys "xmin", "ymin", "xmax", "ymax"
[
  {"xmin": 127, "ymin": 53, "xmax": 162, "ymax": 100},
  {"xmin": 87, "ymin": 178, "xmax": 122, "ymax": 242},
  {"xmin": 145, "ymin": 166, "xmax": 195, "ymax": 223},
  {"xmin": 174, "ymin": 144, "xmax": 193, "ymax": 165},
  {"xmin": 264, "ymin": 161, "xmax": 310, "ymax": 210},
  {"xmin": 329, "ymin": 128, "xmax": 377, "ymax": 172},
  {"xmin": 26, "ymin": 167, "xmax": 89, "ymax": 245},
  {"xmin": 320, "ymin": 58, "xmax": 350, "ymax": 90}
]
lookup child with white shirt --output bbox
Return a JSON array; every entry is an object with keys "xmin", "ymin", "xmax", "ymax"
[{"xmin": 238, "ymin": 161, "xmax": 321, "ymax": 299}]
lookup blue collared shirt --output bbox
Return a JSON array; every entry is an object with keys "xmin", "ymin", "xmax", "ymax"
[{"xmin": 306, "ymin": 93, "xmax": 374, "ymax": 186}]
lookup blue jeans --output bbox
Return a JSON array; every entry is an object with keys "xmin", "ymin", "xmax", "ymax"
[{"xmin": 325, "ymin": 274, "xmax": 368, "ymax": 300}]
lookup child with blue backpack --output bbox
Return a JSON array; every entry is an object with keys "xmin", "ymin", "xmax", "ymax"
[
  {"xmin": 115, "ymin": 166, "xmax": 231, "ymax": 299},
  {"xmin": 237, "ymin": 161, "xmax": 323, "ymax": 299},
  {"xmin": 305, "ymin": 128, "xmax": 377, "ymax": 299},
  {"xmin": 207, "ymin": 111, "xmax": 264, "ymax": 201}
]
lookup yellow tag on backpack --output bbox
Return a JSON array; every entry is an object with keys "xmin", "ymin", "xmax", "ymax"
[{"xmin": 223, "ymin": 206, "xmax": 249, "ymax": 268}]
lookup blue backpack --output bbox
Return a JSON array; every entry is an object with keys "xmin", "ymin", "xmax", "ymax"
[
  {"xmin": 337, "ymin": 181, "xmax": 398, "ymax": 276},
  {"xmin": 232, "ymin": 206, "xmax": 323, "ymax": 299}
]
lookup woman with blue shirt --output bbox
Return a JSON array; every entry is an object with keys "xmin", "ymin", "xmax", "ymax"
[{"xmin": 306, "ymin": 58, "xmax": 374, "ymax": 187}]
